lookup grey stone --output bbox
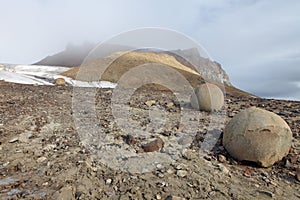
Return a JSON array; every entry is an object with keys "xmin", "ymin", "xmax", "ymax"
[
  {"xmin": 257, "ymin": 190, "xmax": 275, "ymax": 198},
  {"xmin": 9, "ymin": 138, "xmax": 19, "ymax": 143},
  {"xmin": 165, "ymin": 195, "xmax": 186, "ymax": 200},
  {"xmin": 176, "ymin": 170, "xmax": 188, "ymax": 177},
  {"xmin": 296, "ymin": 167, "xmax": 300, "ymax": 182},
  {"xmin": 177, "ymin": 136, "xmax": 193, "ymax": 146}
]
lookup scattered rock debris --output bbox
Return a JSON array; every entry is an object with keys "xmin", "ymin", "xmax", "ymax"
[{"xmin": 0, "ymin": 82, "xmax": 299, "ymax": 199}]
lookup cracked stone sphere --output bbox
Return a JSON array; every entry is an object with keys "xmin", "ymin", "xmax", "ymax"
[
  {"xmin": 223, "ymin": 107, "xmax": 292, "ymax": 167},
  {"xmin": 190, "ymin": 83, "xmax": 224, "ymax": 112}
]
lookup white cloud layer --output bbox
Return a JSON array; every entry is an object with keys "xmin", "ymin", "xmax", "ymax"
[{"xmin": 0, "ymin": 0, "xmax": 299, "ymax": 100}]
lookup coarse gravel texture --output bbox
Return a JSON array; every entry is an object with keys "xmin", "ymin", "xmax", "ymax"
[{"xmin": 0, "ymin": 82, "xmax": 299, "ymax": 199}]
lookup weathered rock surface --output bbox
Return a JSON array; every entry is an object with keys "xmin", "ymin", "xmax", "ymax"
[
  {"xmin": 53, "ymin": 186, "xmax": 74, "ymax": 200},
  {"xmin": 223, "ymin": 107, "xmax": 293, "ymax": 167},
  {"xmin": 190, "ymin": 83, "xmax": 224, "ymax": 111}
]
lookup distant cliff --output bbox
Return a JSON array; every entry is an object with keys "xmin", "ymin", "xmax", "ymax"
[{"xmin": 168, "ymin": 48, "xmax": 231, "ymax": 86}]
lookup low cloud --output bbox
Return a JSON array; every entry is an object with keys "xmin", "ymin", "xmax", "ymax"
[{"xmin": 0, "ymin": 0, "xmax": 299, "ymax": 100}]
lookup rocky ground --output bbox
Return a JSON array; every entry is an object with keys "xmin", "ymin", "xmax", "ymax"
[{"xmin": 0, "ymin": 82, "xmax": 299, "ymax": 200}]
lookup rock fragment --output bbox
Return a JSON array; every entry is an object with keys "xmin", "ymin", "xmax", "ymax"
[
  {"xmin": 165, "ymin": 195, "xmax": 186, "ymax": 200},
  {"xmin": 175, "ymin": 124, "xmax": 184, "ymax": 132},
  {"xmin": 9, "ymin": 138, "xmax": 19, "ymax": 143},
  {"xmin": 106, "ymin": 179, "xmax": 112, "ymax": 185},
  {"xmin": 124, "ymin": 134, "xmax": 137, "ymax": 145},
  {"xmin": 176, "ymin": 170, "xmax": 188, "ymax": 178},
  {"xmin": 257, "ymin": 190, "xmax": 274, "ymax": 198},
  {"xmin": 145, "ymin": 100, "xmax": 156, "ymax": 107},
  {"xmin": 166, "ymin": 102, "xmax": 174, "ymax": 108},
  {"xmin": 296, "ymin": 167, "xmax": 300, "ymax": 182},
  {"xmin": 218, "ymin": 154, "xmax": 227, "ymax": 163},
  {"xmin": 142, "ymin": 138, "xmax": 164, "ymax": 152},
  {"xmin": 37, "ymin": 157, "xmax": 47, "ymax": 163}
]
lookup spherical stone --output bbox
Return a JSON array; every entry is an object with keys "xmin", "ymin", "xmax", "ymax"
[
  {"xmin": 190, "ymin": 83, "xmax": 224, "ymax": 111},
  {"xmin": 55, "ymin": 78, "xmax": 66, "ymax": 86},
  {"xmin": 223, "ymin": 107, "xmax": 292, "ymax": 167}
]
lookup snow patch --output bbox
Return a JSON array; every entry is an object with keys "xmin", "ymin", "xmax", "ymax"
[
  {"xmin": 0, "ymin": 64, "xmax": 117, "ymax": 88},
  {"xmin": 0, "ymin": 70, "xmax": 53, "ymax": 85}
]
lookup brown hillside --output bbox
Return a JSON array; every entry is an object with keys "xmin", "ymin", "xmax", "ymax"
[
  {"xmin": 61, "ymin": 51, "xmax": 255, "ymax": 96},
  {"xmin": 61, "ymin": 51, "xmax": 205, "ymax": 88}
]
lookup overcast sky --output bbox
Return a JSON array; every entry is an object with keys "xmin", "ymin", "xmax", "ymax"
[{"xmin": 0, "ymin": 0, "xmax": 299, "ymax": 100}]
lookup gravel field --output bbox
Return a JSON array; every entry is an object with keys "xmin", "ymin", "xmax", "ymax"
[{"xmin": 0, "ymin": 82, "xmax": 299, "ymax": 199}]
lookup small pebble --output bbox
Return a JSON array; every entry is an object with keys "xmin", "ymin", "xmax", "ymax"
[
  {"xmin": 175, "ymin": 163, "xmax": 185, "ymax": 170},
  {"xmin": 156, "ymin": 164, "xmax": 163, "ymax": 169},
  {"xmin": 125, "ymin": 134, "xmax": 136, "ymax": 145},
  {"xmin": 166, "ymin": 102, "xmax": 174, "ymax": 108},
  {"xmin": 218, "ymin": 154, "xmax": 227, "ymax": 163},
  {"xmin": 156, "ymin": 194, "xmax": 162, "ymax": 199},
  {"xmin": 257, "ymin": 190, "xmax": 274, "ymax": 198},
  {"xmin": 165, "ymin": 195, "xmax": 185, "ymax": 200},
  {"xmin": 142, "ymin": 138, "xmax": 164, "ymax": 152},
  {"xmin": 176, "ymin": 170, "xmax": 188, "ymax": 178},
  {"xmin": 145, "ymin": 100, "xmax": 156, "ymax": 107},
  {"xmin": 9, "ymin": 138, "xmax": 19, "ymax": 143},
  {"xmin": 204, "ymin": 155, "xmax": 211, "ymax": 161},
  {"xmin": 176, "ymin": 124, "xmax": 185, "ymax": 132},
  {"xmin": 296, "ymin": 167, "xmax": 300, "ymax": 182},
  {"xmin": 3, "ymin": 162, "xmax": 9, "ymax": 167},
  {"xmin": 106, "ymin": 179, "xmax": 112, "ymax": 184},
  {"xmin": 37, "ymin": 157, "xmax": 47, "ymax": 163},
  {"xmin": 42, "ymin": 182, "xmax": 49, "ymax": 186}
]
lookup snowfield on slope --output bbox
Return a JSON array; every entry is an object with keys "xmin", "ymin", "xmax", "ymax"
[{"xmin": 0, "ymin": 64, "xmax": 117, "ymax": 88}]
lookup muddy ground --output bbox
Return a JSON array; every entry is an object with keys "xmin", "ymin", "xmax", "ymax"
[{"xmin": 0, "ymin": 82, "xmax": 299, "ymax": 199}]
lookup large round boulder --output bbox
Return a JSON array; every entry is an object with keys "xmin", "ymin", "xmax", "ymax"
[
  {"xmin": 190, "ymin": 83, "xmax": 224, "ymax": 111},
  {"xmin": 223, "ymin": 107, "xmax": 292, "ymax": 167}
]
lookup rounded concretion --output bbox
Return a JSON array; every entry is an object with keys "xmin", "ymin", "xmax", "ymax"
[
  {"xmin": 223, "ymin": 107, "xmax": 292, "ymax": 167},
  {"xmin": 190, "ymin": 83, "xmax": 224, "ymax": 111},
  {"xmin": 55, "ymin": 78, "xmax": 66, "ymax": 86}
]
